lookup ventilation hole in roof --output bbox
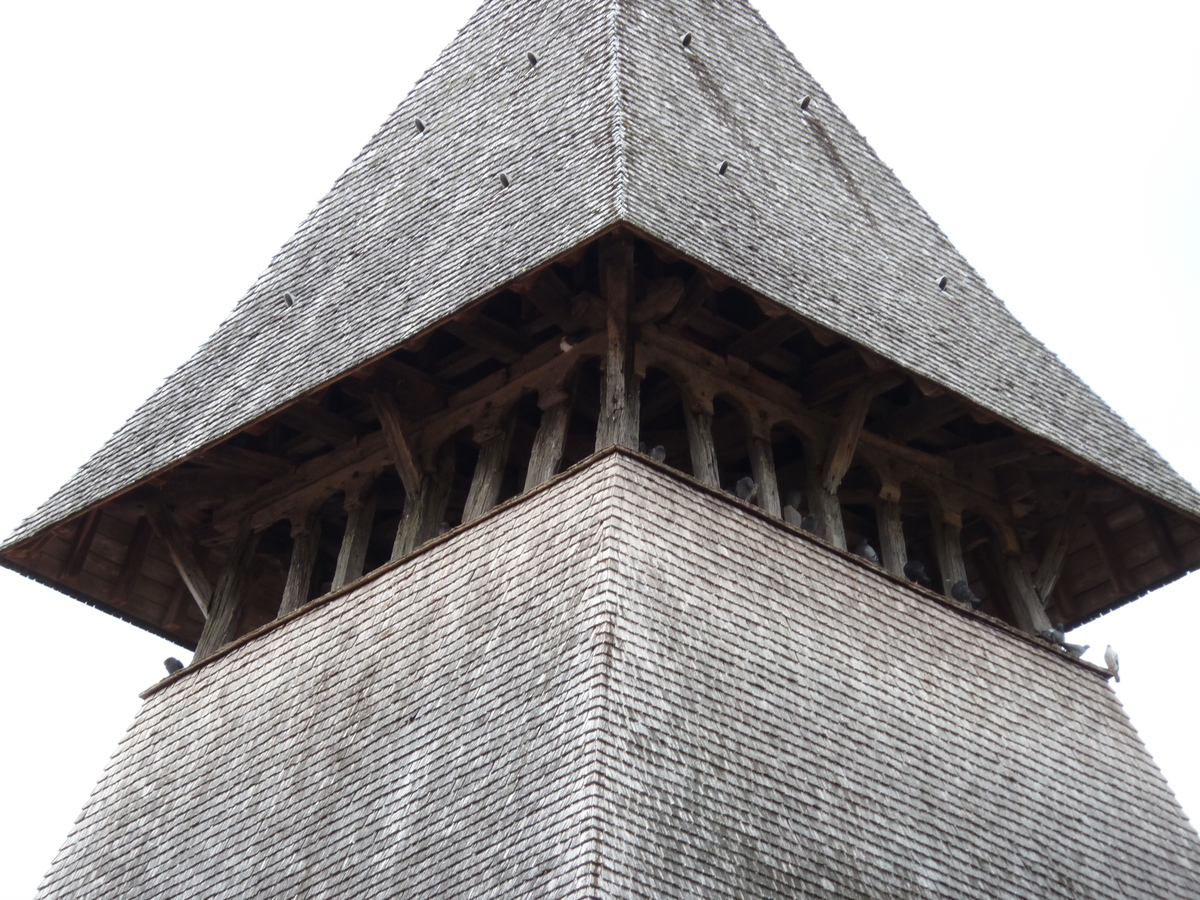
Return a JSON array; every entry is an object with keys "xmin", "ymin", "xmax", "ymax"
[
  {"xmin": 527, "ymin": 52, "xmax": 538, "ymax": 67},
  {"xmin": 681, "ymin": 32, "xmax": 693, "ymax": 48},
  {"xmin": 800, "ymin": 95, "xmax": 812, "ymax": 111},
  {"xmin": 498, "ymin": 173, "xmax": 511, "ymax": 188},
  {"xmin": 282, "ymin": 292, "xmax": 296, "ymax": 307},
  {"xmin": 938, "ymin": 276, "xmax": 949, "ymax": 291},
  {"xmin": 718, "ymin": 161, "xmax": 730, "ymax": 176},
  {"xmin": 415, "ymin": 118, "xmax": 426, "ymax": 134}
]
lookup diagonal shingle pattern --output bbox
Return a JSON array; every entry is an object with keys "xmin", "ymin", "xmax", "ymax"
[
  {"xmin": 33, "ymin": 455, "xmax": 1200, "ymax": 899},
  {"xmin": 7, "ymin": 0, "xmax": 1198, "ymax": 550}
]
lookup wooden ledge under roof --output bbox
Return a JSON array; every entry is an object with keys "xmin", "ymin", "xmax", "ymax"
[{"xmin": 4, "ymin": 231, "xmax": 1200, "ymax": 660}]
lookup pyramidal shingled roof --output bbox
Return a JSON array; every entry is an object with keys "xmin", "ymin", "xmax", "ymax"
[{"xmin": 7, "ymin": 0, "xmax": 1199, "ymax": 547}]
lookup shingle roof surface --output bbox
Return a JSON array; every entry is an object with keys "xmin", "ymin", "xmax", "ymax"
[
  {"xmin": 8, "ymin": 0, "xmax": 1199, "ymax": 549},
  {"xmin": 34, "ymin": 455, "xmax": 1200, "ymax": 900}
]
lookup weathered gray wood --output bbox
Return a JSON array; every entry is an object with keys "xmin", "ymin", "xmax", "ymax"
[
  {"xmin": 806, "ymin": 460, "xmax": 847, "ymax": 550},
  {"xmin": 595, "ymin": 237, "xmax": 639, "ymax": 449},
  {"xmin": 110, "ymin": 517, "xmax": 153, "ymax": 609},
  {"xmin": 194, "ymin": 528, "xmax": 260, "ymax": 659},
  {"xmin": 372, "ymin": 392, "xmax": 423, "ymax": 497},
  {"xmin": 464, "ymin": 418, "xmax": 515, "ymax": 522},
  {"xmin": 1085, "ymin": 505, "xmax": 1133, "ymax": 594},
  {"xmin": 930, "ymin": 509, "xmax": 968, "ymax": 598},
  {"xmin": 333, "ymin": 483, "xmax": 377, "ymax": 590},
  {"xmin": 748, "ymin": 437, "xmax": 781, "ymax": 517},
  {"xmin": 1140, "ymin": 500, "xmax": 1183, "ymax": 570},
  {"xmin": 279, "ymin": 512, "xmax": 320, "ymax": 616},
  {"xmin": 876, "ymin": 498, "xmax": 907, "ymax": 576},
  {"xmin": 61, "ymin": 510, "xmax": 100, "ymax": 579},
  {"xmin": 682, "ymin": 404, "xmax": 720, "ymax": 489},
  {"xmin": 149, "ymin": 504, "xmax": 213, "ymax": 617},
  {"xmin": 392, "ymin": 443, "xmax": 457, "ymax": 559},
  {"xmin": 821, "ymin": 381, "xmax": 877, "ymax": 493},
  {"xmin": 994, "ymin": 539, "xmax": 1053, "ymax": 634},
  {"xmin": 525, "ymin": 394, "xmax": 574, "ymax": 491},
  {"xmin": 1034, "ymin": 492, "xmax": 1083, "ymax": 604}
]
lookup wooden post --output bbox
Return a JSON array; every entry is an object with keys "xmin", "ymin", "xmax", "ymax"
[
  {"xmin": 929, "ymin": 500, "xmax": 968, "ymax": 598},
  {"xmin": 748, "ymin": 436, "xmax": 781, "ymax": 517},
  {"xmin": 194, "ymin": 527, "xmax": 260, "ymax": 659},
  {"xmin": 595, "ymin": 236, "xmax": 639, "ymax": 450},
  {"xmin": 820, "ymin": 381, "xmax": 877, "ymax": 494},
  {"xmin": 148, "ymin": 505, "xmax": 213, "ymax": 618},
  {"xmin": 993, "ymin": 536, "xmax": 1052, "ymax": 635},
  {"xmin": 806, "ymin": 457, "xmax": 846, "ymax": 550},
  {"xmin": 110, "ymin": 517, "xmax": 153, "ymax": 609},
  {"xmin": 279, "ymin": 511, "xmax": 320, "ymax": 616},
  {"xmin": 392, "ymin": 443, "xmax": 457, "ymax": 559},
  {"xmin": 525, "ymin": 391, "xmax": 574, "ymax": 491},
  {"xmin": 875, "ymin": 498, "xmax": 907, "ymax": 576},
  {"xmin": 1033, "ymin": 491, "xmax": 1083, "ymax": 604},
  {"xmin": 1086, "ymin": 505, "xmax": 1133, "ymax": 594},
  {"xmin": 681, "ymin": 383, "xmax": 720, "ymax": 489},
  {"xmin": 463, "ymin": 417, "xmax": 515, "ymax": 522},
  {"xmin": 372, "ymin": 392, "xmax": 424, "ymax": 497},
  {"xmin": 332, "ymin": 480, "xmax": 377, "ymax": 590}
]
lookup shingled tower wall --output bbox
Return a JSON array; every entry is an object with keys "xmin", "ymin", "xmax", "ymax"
[{"xmin": 7, "ymin": 1, "xmax": 1200, "ymax": 897}]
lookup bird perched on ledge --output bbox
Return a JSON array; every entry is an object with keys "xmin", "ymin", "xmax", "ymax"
[
  {"xmin": 735, "ymin": 476, "xmax": 759, "ymax": 502},
  {"xmin": 903, "ymin": 559, "xmax": 932, "ymax": 587},
  {"xmin": 164, "ymin": 658, "xmax": 184, "ymax": 675},
  {"xmin": 854, "ymin": 539, "xmax": 879, "ymax": 565},
  {"xmin": 951, "ymin": 579, "xmax": 983, "ymax": 611},
  {"xmin": 649, "ymin": 445, "xmax": 667, "ymax": 462},
  {"xmin": 1105, "ymin": 645, "xmax": 1120, "ymax": 682}
]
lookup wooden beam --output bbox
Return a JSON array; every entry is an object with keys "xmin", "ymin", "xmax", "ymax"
[
  {"xmin": 525, "ymin": 383, "xmax": 576, "ymax": 491},
  {"xmin": 682, "ymin": 404, "xmax": 720, "ymax": 489},
  {"xmin": 371, "ymin": 392, "xmax": 423, "ymax": 497},
  {"xmin": 277, "ymin": 402, "xmax": 358, "ymax": 447},
  {"xmin": 279, "ymin": 511, "xmax": 320, "ymax": 616},
  {"xmin": 801, "ymin": 350, "xmax": 868, "ymax": 406},
  {"xmin": 993, "ymin": 538, "xmax": 1052, "ymax": 635},
  {"xmin": 881, "ymin": 395, "xmax": 964, "ymax": 444},
  {"xmin": 727, "ymin": 315, "xmax": 805, "ymax": 361},
  {"xmin": 463, "ymin": 417, "xmax": 515, "ymax": 522},
  {"xmin": 632, "ymin": 277, "xmax": 686, "ymax": 324},
  {"xmin": 667, "ymin": 271, "xmax": 716, "ymax": 326},
  {"xmin": 748, "ymin": 437, "xmax": 781, "ymax": 517},
  {"xmin": 807, "ymin": 458, "xmax": 847, "ymax": 550},
  {"xmin": 595, "ymin": 237, "xmax": 640, "ymax": 450},
  {"xmin": 332, "ymin": 481, "xmax": 377, "ymax": 590},
  {"xmin": 947, "ymin": 436, "xmax": 1037, "ymax": 470},
  {"xmin": 392, "ymin": 443, "xmax": 457, "ymax": 559},
  {"xmin": 1033, "ymin": 492, "xmax": 1084, "ymax": 604},
  {"xmin": 1085, "ymin": 505, "xmax": 1133, "ymax": 594},
  {"xmin": 1141, "ymin": 500, "xmax": 1183, "ymax": 570},
  {"xmin": 523, "ymin": 268, "xmax": 576, "ymax": 331},
  {"xmin": 930, "ymin": 508, "xmax": 968, "ymax": 599},
  {"xmin": 821, "ymin": 381, "xmax": 879, "ymax": 494},
  {"xmin": 444, "ymin": 316, "xmax": 532, "ymax": 364},
  {"xmin": 876, "ymin": 498, "xmax": 907, "ymax": 576},
  {"xmin": 194, "ymin": 527, "xmax": 260, "ymax": 659},
  {"xmin": 148, "ymin": 505, "xmax": 213, "ymax": 617},
  {"xmin": 160, "ymin": 582, "xmax": 188, "ymax": 635},
  {"xmin": 60, "ymin": 510, "xmax": 100, "ymax": 579},
  {"xmin": 110, "ymin": 517, "xmax": 153, "ymax": 609},
  {"xmin": 196, "ymin": 444, "xmax": 294, "ymax": 480}
]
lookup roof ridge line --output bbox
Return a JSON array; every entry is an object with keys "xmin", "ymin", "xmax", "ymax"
[{"xmin": 608, "ymin": 0, "xmax": 628, "ymax": 217}]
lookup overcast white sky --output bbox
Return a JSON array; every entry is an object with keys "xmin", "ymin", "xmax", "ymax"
[{"xmin": 1, "ymin": 1, "xmax": 1197, "ymax": 895}]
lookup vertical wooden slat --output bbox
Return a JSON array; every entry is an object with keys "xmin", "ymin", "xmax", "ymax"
[
  {"xmin": 333, "ymin": 484, "xmax": 377, "ymax": 590},
  {"xmin": 194, "ymin": 527, "xmax": 260, "ymax": 659},
  {"xmin": 806, "ymin": 459, "xmax": 847, "ymax": 550},
  {"xmin": 60, "ymin": 509, "xmax": 100, "ymax": 579},
  {"xmin": 149, "ymin": 505, "xmax": 213, "ymax": 617},
  {"xmin": 1034, "ymin": 492, "xmax": 1084, "ymax": 603},
  {"xmin": 463, "ymin": 418, "xmax": 515, "ymax": 522},
  {"xmin": 876, "ymin": 498, "xmax": 907, "ymax": 576},
  {"xmin": 748, "ymin": 437, "xmax": 781, "ymax": 517},
  {"xmin": 682, "ymin": 402, "xmax": 720, "ymax": 489},
  {"xmin": 595, "ymin": 236, "xmax": 639, "ymax": 450},
  {"xmin": 279, "ymin": 511, "xmax": 321, "ymax": 616},
  {"xmin": 930, "ymin": 509, "xmax": 968, "ymax": 598},
  {"xmin": 525, "ymin": 395, "xmax": 574, "ymax": 491},
  {"xmin": 392, "ymin": 443, "xmax": 457, "ymax": 559},
  {"xmin": 110, "ymin": 517, "xmax": 153, "ymax": 609},
  {"xmin": 994, "ymin": 540, "xmax": 1053, "ymax": 635}
]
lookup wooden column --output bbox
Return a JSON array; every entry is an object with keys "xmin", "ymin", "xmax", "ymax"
[
  {"xmin": 372, "ymin": 392, "xmax": 424, "ymax": 499},
  {"xmin": 748, "ymin": 436, "xmax": 781, "ymax": 517},
  {"xmin": 392, "ymin": 443, "xmax": 457, "ymax": 559},
  {"xmin": 876, "ymin": 498, "xmax": 907, "ymax": 576},
  {"xmin": 332, "ymin": 480, "xmax": 377, "ymax": 590},
  {"xmin": 820, "ymin": 381, "xmax": 876, "ymax": 494},
  {"xmin": 1033, "ymin": 492, "xmax": 1083, "ymax": 604},
  {"xmin": 525, "ymin": 381, "xmax": 576, "ymax": 494},
  {"xmin": 279, "ymin": 511, "xmax": 320, "ymax": 616},
  {"xmin": 681, "ymin": 382, "xmax": 720, "ymax": 489},
  {"xmin": 993, "ymin": 537, "xmax": 1052, "ymax": 635},
  {"xmin": 595, "ymin": 236, "xmax": 640, "ymax": 450},
  {"xmin": 149, "ymin": 505, "xmax": 213, "ymax": 617},
  {"xmin": 463, "ymin": 417, "xmax": 515, "ymax": 522},
  {"xmin": 110, "ymin": 517, "xmax": 153, "ymax": 609},
  {"xmin": 929, "ymin": 501, "xmax": 968, "ymax": 598},
  {"xmin": 806, "ymin": 457, "xmax": 846, "ymax": 550},
  {"xmin": 194, "ymin": 527, "xmax": 260, "ymax": 659}
]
